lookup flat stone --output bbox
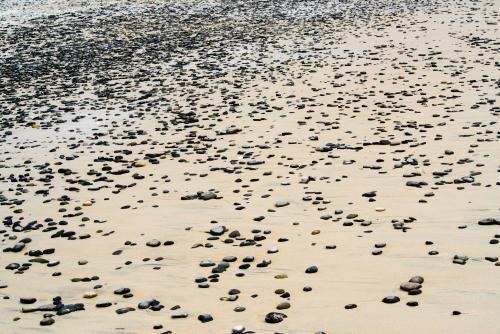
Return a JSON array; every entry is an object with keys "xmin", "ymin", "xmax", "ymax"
[{"xmin": 382, "ymin": 296, "xmax": 400, "ymax": 304}]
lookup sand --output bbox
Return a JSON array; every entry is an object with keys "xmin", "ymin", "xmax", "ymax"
[{"xmin": 0, "ymin": 0, "xmax": 498, "ymax": 333}]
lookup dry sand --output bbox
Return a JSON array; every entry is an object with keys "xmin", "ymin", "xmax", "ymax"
[{"xmin": 0, "ymin": 0, "xmax": 499, "ymax": 333}]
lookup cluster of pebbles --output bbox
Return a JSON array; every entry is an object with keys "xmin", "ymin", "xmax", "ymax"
[{"xmin": 0, "ymin": 0, "xmax": 498, "ymax": 333}]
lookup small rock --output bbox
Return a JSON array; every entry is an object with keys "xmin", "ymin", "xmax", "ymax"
[{"xmin": 265, "ymin": 312, "xmax": 287, "ymax": 323}]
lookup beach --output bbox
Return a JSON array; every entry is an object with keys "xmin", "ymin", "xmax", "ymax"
[{"xmin": 0, "ymin": 0, "xmax": 499, "ymax": 333}]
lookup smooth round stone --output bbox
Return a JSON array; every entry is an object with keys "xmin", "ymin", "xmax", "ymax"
[
  {"xmin": 114, "ymin": 288, "xmax": 130, "ymax": 295},
  {"xmin": 305, "ymin": 265, "xmax": 318, "ymax": 274},
  {"xmin": 400, "ymin": 282, "xmax": 421, "ymax": 292},
  {"xmin": 276, "ymin": 302, "xmax": 290, "ymax": 310},
  {"xmin": 198, "ymin": 314, "xmax": 213, "ymax": 323},
  {"xmin": 407, "ymin": 301, "xmax": 419, "ymax": 307},
  {"xmin": 12, "ymin": 243, "xmax": 25, "ymax": 252},
  {"xmin": 138, "ymin": 301, "xmax": 152, "ymax": 309},
  {"xmin": 452, "ymin": 310, "xmax": 461, "ymax": 315},
  {"xmin": 274, "ymin": 273, "xmax": 288, "ymax": 279},
  {"xmin": 116, "ymin": 307, "xmax": 135, "ymax": 314},
  {"xmin": 275, "ymin": 200, "xmax": 290, "ymax": 208},
  {"xmin": 221, "ymin": 295, "xmax": 238, "ymax": 302},
  {"xmin": 171, "ymin": 311, "xmax": 188, "ymax": 319},
  {"xmin": 374, "ymin": 243, "xmax": 386, "ymax": 248},
  {"xmin": 382, "ymin": 296, "xmax": 400, "ymax": 304},
  {"xmin": 209, "ymin": 226, "xmax": 225, "ymax": 236},
  {"xmin": 232, "ymin": 325, "xmax": 246, "ymax": 334},
  {"xmin": 303, "ymin": 286, "xmax": 312, "ymax": 292},
  {"xmin": 20, "ymin": 298, "xmax": 36, "ymax": 304},
  {"xmin": 200, "ymin": 260, "xmax": 215, "ymax": 267},
  {"xmin": 234, "ymin": 306, "xmax": 246, "ymax": 312},
  {"xmin": 83, "ymin": 292, "xmax": 97, "ymax": 299},
  {"xmin": 265, "ymin": 312, "xmax": 287, "ymax": 323},
  {"xmin": 40, "ymin": 317, "xmax": 55, "ymax": 326},
  {"xmin": 96, "ymin": 302, "xmax": 112, "ymax": 308},
  {"xmin": 217, "ymin": 261, "xmax": 230, "ymax": 269},
  {"xmin": 228, "ymin": 231, "xmax": 241, "ymax": 238},
  {"xmin": 146, "ymin": 239, "xmax": 161, "ymax": 247},
  {"xmin": 47, "ymin": 260, "xmax": 60, "ymax": 267},
  {"xmin": 345, "ymin": 304, "xmax": 357, "ymax": 309},
  {"xmin": 267, "ymin": 247, "xmax": 279, "ymax": 254},
  {"xmin": 409, "ymin": 276, "xmax": 424, "ymax": 284}
]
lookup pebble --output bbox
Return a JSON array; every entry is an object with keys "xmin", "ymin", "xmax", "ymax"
[
  {"xmin": 382, "ymin": 296, "xmax": 400, "ymax": 304},
  {"xmin": 197, "ymin": 314, "xmax": 213, "ymax": 323},
  {"xmin": 276, "ymin": 302, "xmax": 291, "ymax": 310},
  {"xmin": 146, "ymin": 239, "xmax": 161, "ymax": 247},
  {"xmin": 265, "ymin": 312, "xmax": 287, "ymax": 323},
  {"xmin": 305, "ymin": 266, "xmax": 318, "ymax": 274},
  {"xmin": 40, "ymin": 317, "xmax": 55, "ymax": 326}
]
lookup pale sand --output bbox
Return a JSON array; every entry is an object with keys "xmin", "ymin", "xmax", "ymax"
[{"xmin": 0, "ymin": 0, "xmax": 498, "ymax": 333}]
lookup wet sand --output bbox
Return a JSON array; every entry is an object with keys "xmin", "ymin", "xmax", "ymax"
[{"xmin": 0, "ymin": 0, "xmax": 499, "ymax": 333}]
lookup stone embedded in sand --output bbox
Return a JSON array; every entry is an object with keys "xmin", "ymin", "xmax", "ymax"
[
  {"xmin": 362, "ymin": 191, "xmax": 377, "ymax": 198},
  {"xmin": 209, "ymin": 226, "xmax": 225, "ymax": 236},
  {"xmin": 116, "ymin": 307, "xmax": 135, "ymax": 314},
  {"xmin": 478, "ymin": 218, "xmax": 499, "ymax": 226},
  {"xmin": 83, "ymin": 292, "xmax": 97, "ymax": 299},
  {"xmin": 20, "ymin": 298, "xmax": 37, "ymax": 304},
  {"xmin": 267, "ymin": 246, "xmax": 279, "ymax": 254},
  {"xmin": 171, "ymin": 311, "xmax": 188, "ymax": 319},
  {"xmin": 96, "ymin": 302, "xmax": 112, "ymax": 308},
  {"xmin": 232, "ymin": 325, "xmax": 246, "ymax": 333},
  {"xmin": 40, "ymin": 317, "xmax": 55, "ymax": 326},
  {"xmin": 382, "ymin": 296, "xmax": 400, "ymax": 304},
  {"xmin": 200, "ymin": 260, "xmax": 215, "ymax": 267},
  {"xmin": 199, "ymin": 191, "xmax": 218, "ymax": 200},
  {"xmin": 305, "ymin": 266, "xmax": 318, "ymax": 274},
  {"xmin": 265, "ymin": 312, "xmax": 287, "ymax": 323},
  {"xmin": 274, "ymin": 273, "xmax": 288, "ymax": 279},
  {"xmin": 276, "ymin": 302, "xmax": 290, "ymax": 310},
  {"xmin": 274, "ymin": 200, "xmax": 289, "ymax": 208},
  {"xmin": 198, "ymin": 314, "xmax": 213, "ymax": 323},
  {"xmin": 114, "ymin": 288, "xmax": 131, "ymax": 295},
  {"xmin": 146, "ymin": 239, "xmax": 161, "ymax": 247}
]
